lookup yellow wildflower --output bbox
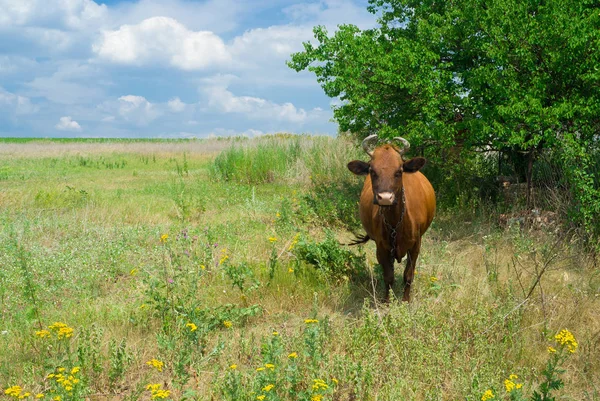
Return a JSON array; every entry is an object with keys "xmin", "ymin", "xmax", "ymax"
[
  {"xmin": 57, "ymin": 327, "xmax": 73, "ymax": 339},
  {"xmin": 186, "ymin": 322, "xmax": 198, "ymax": 332},
  {"xmin": 35, "ymin": 329, "xmax": 51, "ymax": 338},
  {"xmin": 312, "ymin": 379, "xmax": 329, "ymax": 390},
  {"xmin": 71, "ymin": 367, "xmax": 80, "ymax": 374},
  {"xmin": 268, "ymin": 236, "xmax": 277, "ymax": 243},
  {"xmin": 5, "ymin": 386, "xmax": 22, "ymax": 397},
  {"xmin": 256, "ymin": 367, "xmax": 265, "ymax": 372},
  {"xmin": 272, "ymin": 331, "xmax": 279, "ymax": 336},
  {"xmin": 223, "ymin": 320, "xmax": 232, "ymax": 328},
  {"xmin": 36, "ymin": 394, "xmax": 44, "ymax": 399},
  {"xmin": 53, "ymin": 397, "xmax": 61, "ymax": 401},
  {"xmin": 160, "ymin": 234, "xmax": 169, "ymax": 243},
  {"xmin": 288, "ymin": 233, "xmax": 300, "ymax": 251},
  {"xmin": 505, "ymin": 377, "xmax": 523, "ymax": 393},
  {"xmin": 332, "ymin": 378, "xmax": 339, "ymax": 385},
  {"xmin": 548, "ymin": 346, "xmax": 557, "ymax": 353},
  {"xmin": 555, "ymin": 329, "xmax": 578, "ymax": 353},
  {"xmin": 219, "ymin": 249, "xmax": 229, "ymax": 265},
  {"xmin": 276, "ymin": 212, "xmax": 281, "ymax": 218},
  {"xmin": 262, "ymin": 384, "xmax": 274, "ymax": 392},
  {"xmin": 146, "ymin": 359, "xmax": 164, "ymax": 372},
  {"xmin": 200, "ymin": 264, "xmax": 206, "ymax": 270},
  {"xmin": 49, "ymin": 323, "xmax": 73, "ymax": 339},
  {"xmin": 57, "ymin": 368, "xmax": 65, "ymax": 373},
  {"xmin": 288, "ymin": 352, "xmax": 298, "ymax": 358},
  {"xmin": 229, "ymin": 364, "xmax": 237, "ymax": 370},
  {"xmin": 257, "ymin": 396, "xmax": 265, "ymax": 401},
  {"xmin": 430, "ymin": 276, "xmax": 438, "ymax": 283},
  {"xmin": 311, "ymin": 395, "xmax": 323, "ymax": 401},
  {"xmin": 265, "ymin": 363, "xmax": 275, "ymax": 370},
  {"xmin": 288, "ymin": 267, "xmax": 294, "ymax": 273},
  {"xmin": 481, "ymin": 389, "xmax": 495, "ymax": 401},
  {"xmin": 129, "ymin": 268, "xmax": 138, "ymax": 276},
  {"xmin": 304, "ymin": 319, "xmax": 318, "ymax": 324},
  {"xmin": 504, "ymin": 379, "xmax": 516, "ymax": 393},
  {"xmin": 146, "ymin": 383, "xmax": 170, "ymax": 400},
  {"xmin": 152, "ymin": 390, "xmax": 170, "ymax": 400}
]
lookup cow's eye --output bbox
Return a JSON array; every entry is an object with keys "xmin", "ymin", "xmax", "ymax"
[
  {"xmin": 395, "ymin": 169, "xmax": 403, "ymax": 177},
  {"xmin": 370, "ymin": 169, "xmax": 377, "ymax": 179}
]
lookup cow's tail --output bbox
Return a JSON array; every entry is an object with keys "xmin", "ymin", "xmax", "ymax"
[{"xmin": 345, "ymin": 233, "xmax": 370, "ymax": 246}]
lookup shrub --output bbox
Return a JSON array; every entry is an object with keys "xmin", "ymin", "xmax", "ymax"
[{"xmin": 293, "ymin": 231, "xmax": 366, "ymax": 282}]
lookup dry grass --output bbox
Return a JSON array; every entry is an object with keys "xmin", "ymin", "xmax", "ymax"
[{"xmin": 0, "ymin": 139, "xmax": 233, "ymax": 158}]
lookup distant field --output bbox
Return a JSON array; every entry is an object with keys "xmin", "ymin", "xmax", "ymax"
[
  {"xmin": 0, "ymin": 137, "xmax": 238, "ymax": 158},
  {"xmin": 0, "ymin": 137, "xmax": 230, "ymax": 143},
  {"xmin": 0, "ymin": 136, "xmax": 598, "ymax": 401}
]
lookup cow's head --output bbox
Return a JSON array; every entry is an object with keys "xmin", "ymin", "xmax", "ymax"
[{"xmin": 347, "ymin": 135, "xmax": 426, "ymax": 206}]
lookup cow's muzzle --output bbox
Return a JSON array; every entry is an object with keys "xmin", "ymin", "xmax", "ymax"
[{"xmin": 374, "ymin": 191, "xmax": 396, "ymax": 206}]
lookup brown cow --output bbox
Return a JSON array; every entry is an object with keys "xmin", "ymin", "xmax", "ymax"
[{"xmin": 347, "ymin": 135, "xmax": 436, "ymax": 302}]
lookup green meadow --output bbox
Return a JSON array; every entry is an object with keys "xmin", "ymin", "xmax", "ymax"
[{"xmin": 0, "ymin": 136, "xmax": 598, "ymax": 401}]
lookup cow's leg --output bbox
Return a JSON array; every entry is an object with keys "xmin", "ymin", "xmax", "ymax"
[
  {"xmin": 376, "ymin": 246, "xmax": 395, "ymax": 302},
  {"xmin": 402, "ymin": 239, "xmax": 421, "ymax": 302}
]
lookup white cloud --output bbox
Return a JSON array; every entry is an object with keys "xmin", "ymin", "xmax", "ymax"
[
  {"xmin": 0, "ymin": 0, "xmax": 107, "ymax": 30},
  {"xmin": 168, "ymin": 97, "xmax": 186, "ymax": 112},
  {"xmin": 55, "ymin": 116, "xmax": 82, "ymax": 131},
  {"xmin": 25, "ymin": 62, "xmax": 105, "ymax": 105},
  {"xmin": 201, "ymin": 77, "xmax": 310, "ymax": 123},
  {"xmin": 0, "ymin": 87, "xmax": 38, "ymax": 114},
  {"xmin": 0, "ymin": 56, "xmax": 37, "ymax": 75},
  {"xmin": 117, "ymin": 95, "xmax": 160, "ymax": 125},
  {"xmin": 283, "ymin": 0, "xmax": 376, "ymax": 29},
  {"xmin": 23, "ymin": 27, "xmax": 73, "ymax": 50},
  {"xmin": 229, "ymin": 25, "xmax": 312, "ymax": 70},
  {"xmin": 243, "ymin": 128, "xmax": 265, "ymax": 137},
  {"xmin": 93, "ymin": 17, "xmax": 230, "ymax": 70},
  {"xmin": 208, "ymin": 128, "xmax": 265, "ymax": 138},
  {"xmin": 282, "ymin": 3, "xmax": 324, "ymax": 22},
  {"xmin": 91, "ymin": 1, "xmax": 375, "ymax": 76},
  {"xmin": 108, "ymin": 0, "xmax": 244, "ymax": 34}
]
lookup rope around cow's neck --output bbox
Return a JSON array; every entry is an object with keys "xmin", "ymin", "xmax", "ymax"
[{"xmin": 378, "ymin": 187, "xmax": 406, "ymax": 261}]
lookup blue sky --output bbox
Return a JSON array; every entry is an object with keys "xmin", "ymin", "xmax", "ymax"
[{"xmin": 0, "ymin": 0, "xmax": 376, "ymax": 138}]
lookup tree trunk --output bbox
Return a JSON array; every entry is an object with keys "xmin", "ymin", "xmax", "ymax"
[{"xmin": 526, "ymin": 148, "xmax": 535, "ymax": 210}]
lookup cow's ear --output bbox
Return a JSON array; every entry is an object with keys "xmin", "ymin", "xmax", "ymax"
[
  {"xmin": 403, "ymin": 157, "xmax": 426, "ymax": 173},
  {"xmin": 347, "ymin": 160, "xmax": 370, "ymax": 176}
]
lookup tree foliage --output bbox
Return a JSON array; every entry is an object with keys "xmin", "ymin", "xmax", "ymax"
[{"xmin": 289, "ymin": 0, "xmax": 600, "ymax": 239}]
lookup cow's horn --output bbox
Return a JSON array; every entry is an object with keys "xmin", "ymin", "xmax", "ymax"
[
  {"xmin": 361, "ymin": 134, "xmax": 378, "ymax": 157},
  {"xmin": 393, "ymin": 137, "xmax": 410, "ymax": 154}
]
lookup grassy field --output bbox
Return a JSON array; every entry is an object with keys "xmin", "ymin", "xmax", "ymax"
[{"xmin": 0, "ymin": 136, "xmax": 598, "ymax": 401}]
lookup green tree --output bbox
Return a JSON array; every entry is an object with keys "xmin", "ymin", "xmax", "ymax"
[{"xmin": 288, "ymin": 0, "xmax": 600, "ymax": 237}]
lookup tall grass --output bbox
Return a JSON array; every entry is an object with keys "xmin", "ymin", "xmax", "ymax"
[
  {"xmin": 210, "ymin": 134, "xmax": 362, "ymax": 185},
  {"xmin": 210, "ymin": 137, "xmax": 299, "ymax": 183},
  {"xmin": 0, "ymin": 136, "xmax": 597, "ymax": 401}
]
